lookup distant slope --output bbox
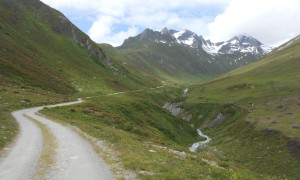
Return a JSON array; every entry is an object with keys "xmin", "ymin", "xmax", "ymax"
[
  {"xmin": 184, "ymin": 35, "xmax": 300, "ymax": 179},
  {"xmin": 115, "ymin": 28, "xmax": 272, "ymax": 82},
  {"xmin": 190, "ymin": 33, "xmax": 300, "ymax": 137},
  {"xmin": 0, "ymin": 0, "xmax": 155, "ymax": 95},
  {"xmin": 118, "ymin": 40, "xmax": 216, "ymax": 81},
  {"xmin": 0, "ymin": 0, "xmax": 160, "ymax": 155}
]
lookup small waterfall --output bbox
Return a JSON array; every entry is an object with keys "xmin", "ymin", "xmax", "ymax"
[{"xmin": 189, "ymin": 129, "xmax": 211, "ymax": 152}]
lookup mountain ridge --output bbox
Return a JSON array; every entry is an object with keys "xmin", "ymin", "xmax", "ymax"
[
  {"xmin": 117, "ymin": 27, "xmax": 273, "ymax": 81},
  {"xmin": 0, "ymin": 0, "xmax": 299, "ymax": 179},
  {"xmin": 0, "ymin": 0, "xmax": 157, "ymax": 94},
  {"xmin": 185, "ymin": 34, "xmax": 300, "ymax": 179},
  {"xmin": 123, "ymin": 27, "xmax": 272, "ymax": 56}
]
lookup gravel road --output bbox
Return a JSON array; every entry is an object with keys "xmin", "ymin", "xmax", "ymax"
[{"xmin": 0, "ymin": 99, "xmax": 114, "ymax": 180}]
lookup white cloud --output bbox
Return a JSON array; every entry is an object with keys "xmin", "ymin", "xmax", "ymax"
[
  {"xmin": 88, "ymin": 16, "xmax": 138, "ymax": 46},
  {"xmin": 41, "ymin": 0, "xmax": 229, "ymax": 46},
  {"xmin": 208, "ymin": 0, "xmax": 300, "ymax": 46},
  {"xmin": 107, "ymin": 27, "xmax": 139, "ymax": 46},
  {"xmin": 88, "ymin": 16, "xmax": 117, "ymax": 42},
  {"xmin": 41, "ymin": 0, "xmax": 300, "ymax": 46}
]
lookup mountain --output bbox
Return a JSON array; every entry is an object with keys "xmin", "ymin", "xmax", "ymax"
[
  {"xmin": 184, "ymin": 34, "xmax": 300, "ymax": 179},
  {"xmin": 0, "ymin": 0, "xmax": 160, "ymax": 155},
  {"xmin": 203, "ymin": 34, "xmax": 272, "ymax": 55},
  {"xmin": 117, "ymin": 28, "xmax": 272, "ymax": 81},
  {"xmin": 0, "ymin": 0, "xmax": 299, "ymax": 179},
  {"xmin": 1, "ymin": 1, "xmax": 262, "ymax": 178},
  {"xmin": 0, "ymin": 0, "xmax": 156, "ymax": 95},
  {"xmin": 128, "ymin": 28, "xmax": 272, "ymax": 56}
]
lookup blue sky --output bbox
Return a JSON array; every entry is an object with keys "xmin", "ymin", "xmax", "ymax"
[
  {"xmin": 59, "ymin": 8, "xmax": 94, "ymax": 33},
  {"xmin": 41, "ymin": 0, "xmax": 300, "ymax": 47}
]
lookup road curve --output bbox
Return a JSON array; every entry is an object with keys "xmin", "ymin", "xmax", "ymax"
[
  {"xmin": 0, "ymin": 99, "xmax": 114, "ymax": 180},
  {"xmin": 0, "ymin": 109, "xmax": 43, "ymax": 180}
]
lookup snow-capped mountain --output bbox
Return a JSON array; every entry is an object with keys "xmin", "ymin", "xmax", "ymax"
[
  {"xmin": 159, "ymin": 28, "xmax": 206, "ymax": 48},
  {"xmin": 202, "ymin": 34, "xmax": 272, "ymax": 55},
  {"xmin": 120, "ymin": 28, "xmax": 273, "ymax": 76},
  {"xmin": 134, "ymin": 28, "xmax": 272, "ymax": 56},
  {"xmin": 173, "ymin": 30, "xmax": 206, "ymax": 48}
]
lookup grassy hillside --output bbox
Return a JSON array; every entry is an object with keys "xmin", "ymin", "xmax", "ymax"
[
  {"xmin": 119, "ymin": 39, "xmax": 215, "ymax": 81},
  {"xmin": 42, "ymin": 87, "xmax": 270, "ymax": 179},
  {"xmin": 1, "ymin": 0, "xmax": 299, "ymax": 179},
  {"xmin": 0, "ymin": 0, "xmax": 157, "ymax": 96},
  {"xmin": 114, "ymin": 35, "xmax": 264, "ymax": 83},
  {"xmin": 181, "ymin": 35, "xmax": 300, "ymax": 179},
  {"xmin": 0, "ymin": 83, "xmax": 69, "ymax": 150},
  {"xmin": 0, "ymin": 0, "xmax": 159, "ymax": 149},
  {"xmin": 189, "ymin": 35, "xmax": 300, "ymax": 137}
]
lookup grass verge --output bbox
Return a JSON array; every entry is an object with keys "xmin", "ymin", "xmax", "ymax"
[
  {"xmin": 28, "ymin": 117, "xmax": 56, "ymax": 179},
  {"xmin": 41, "ymin": 89, "xmax": 269, "ymax": 179}
]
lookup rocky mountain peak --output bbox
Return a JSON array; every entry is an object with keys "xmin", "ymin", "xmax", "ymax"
[
  {"xmin": 230, "ymin": 34, "xmax": 262, "ymax": 47},
  {"xmin": 172, "ymin": 29, "xmax": 206, "ymax": 48},
  {"xmin": 161, "ymin": 27, "xmax": 169, "ymax": 34},
  {"xmin": 202, "ymin": 34, "xmax": 272, "ymax": 55},
  {"xmin": 124, "ymin": 28, "xmax": 272, "ymax": 56},
  {"xmin": 137, "ymin": 28, "xmax": 176, "ymax": 43},
  {"xmin": 205, "ymin": 39, "xmax": 214, "ymax": 46},
  {"xmin": 139, "ymin": 28, "xmax": 156, "ymax": 40},
  {"xmin": 215, "ymin": 34, "xmax": 271, "ymax": 55},
  {"xmin": 161, "ymin": 27, "xmax": 177, "ymax": 35}
]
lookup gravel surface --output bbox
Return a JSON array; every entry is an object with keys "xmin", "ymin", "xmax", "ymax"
[
  {"xmin": 0, "ymin": 109, "xmax": 43, "ymax": 180},
  {"xmin": 0, "ymin": 99, "xmax": 114, "ymax": 180}
]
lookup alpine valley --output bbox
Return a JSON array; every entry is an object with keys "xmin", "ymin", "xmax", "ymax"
[
  {"xmin": 117, "ymin": 28, "xmax": 272, "ymax": 81},
  {"xmin": 0, "ymin": 0, "xmax": 299, "ymax": 179}
]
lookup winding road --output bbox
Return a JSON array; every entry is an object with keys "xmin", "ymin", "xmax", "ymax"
[
  {"xmin": 0, "ymin": 99, "xmax": 114, "ymax": 180},
  {"xmin": 0, "ymin": 85, "xmax": 166, "ymax": 179}
]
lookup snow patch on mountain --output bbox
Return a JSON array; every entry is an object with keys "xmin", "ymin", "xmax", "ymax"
[
  {"xmin": 181, "ymin": 37, "xmax": 194, "ymax": 46},
  {"xmin": 233, "ymin": 54, "xmax": 248, "ymax": 64},
  {"xmin": 261, "ymin": 45, "xmax": 273, "ymax": 53},
  {"xmin": 173, "ymin": 31, "xmax": 185, "ymax": 39},
  {"xmin": 171, "ymin": 30, "xmax": 272, "ymax": 56},
  {"xmin": 173, "ymin": 30, "xmax": 197, "ymax": 47},
  {"xmin": 202, "ymin": 34, "xmax": 272, "ymax": 56},
  {"xmin": 133, "ymin": 28, "xmax": 273, "ymax": 56},
  {"xmin": 202, "ymin": 44, "xmax": 221, "ymax": 54}
]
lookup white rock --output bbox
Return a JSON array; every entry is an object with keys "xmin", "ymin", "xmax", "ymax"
[{"xmin": 179, "ymin": 151, "xmax": 187, "ymax": 159}]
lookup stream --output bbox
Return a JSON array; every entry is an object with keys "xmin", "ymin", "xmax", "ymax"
[{"xmin": 189, "ymin": 129, "xmax": 211, "ymax": 152}]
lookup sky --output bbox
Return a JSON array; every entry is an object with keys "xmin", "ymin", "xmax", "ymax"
[{"xmin": 40, "ymin": 0, "xmax": 300, "ymax": 47}]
